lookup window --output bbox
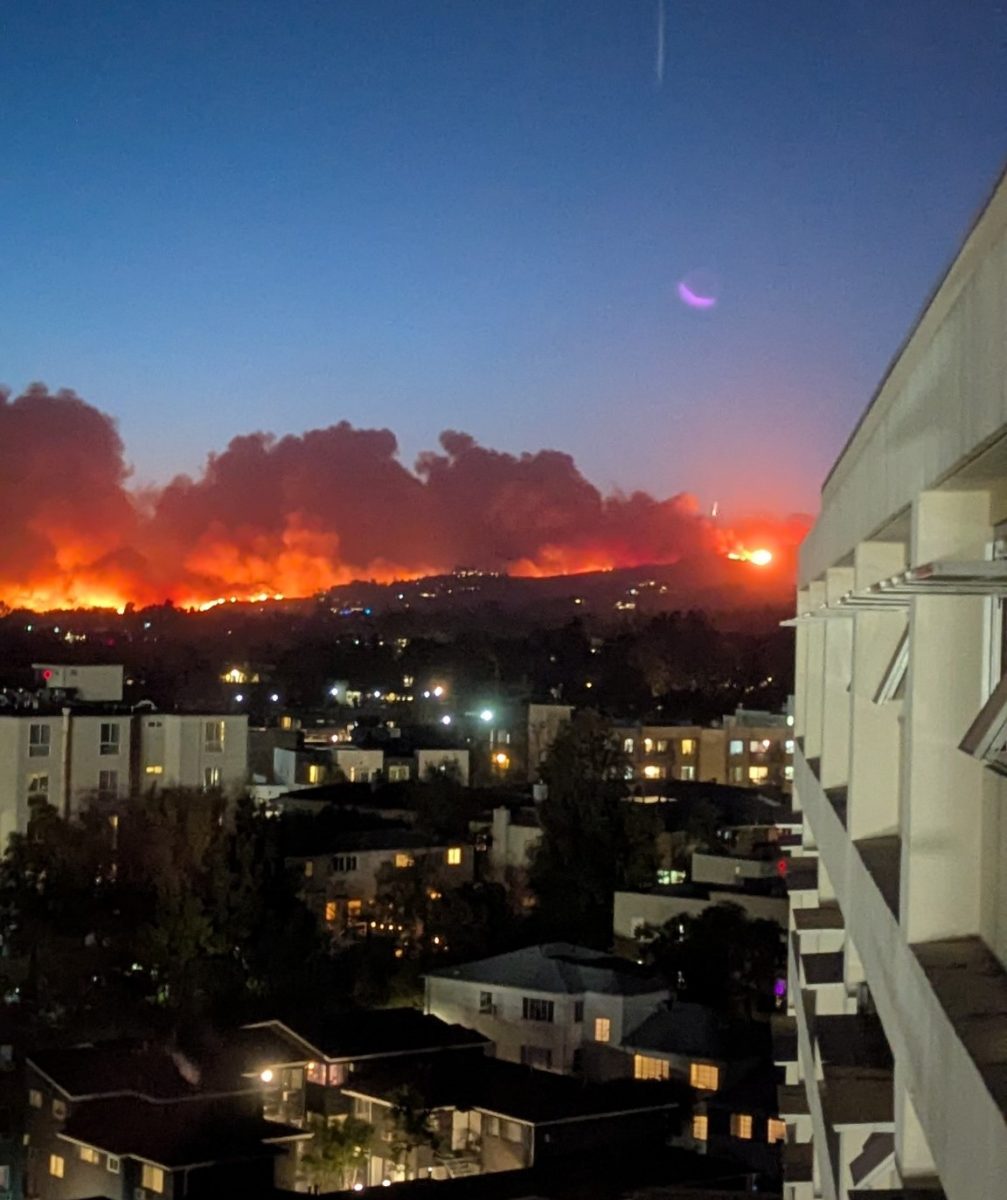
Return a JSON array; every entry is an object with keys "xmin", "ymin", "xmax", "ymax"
[
  {"xmin": 623, "ymin": 737, "xmax": 635, "ymax": 753},
  {"xmin": 354, "ymin": 1097, "xmax": 372, "ymax": 1122},
  {"xmin": 643, "ymin": 738, "xmax": 653, "ymax": 753},
  {"xmin": 27, "ymin": 773, "xmax": 49, "ymax": 800},
  {"xmin": 29, "ymin": 723, "xmax": 51, "ymax": 757},
  {"xmin": 394, "ymin": 853, "xmax": 414, "ymax": 869},
  {"xmin": 731, "ymin": 1113, "xmax": 753, "ymax": 1140},
  {"xmin": 520, "ymin": 1045, "xmax": 552, "ymax": 1069},
  {"xmin": 204, "ymin": 720, "xmax": 225, "ymax": 753},
  {"xmin": 499, "ymin": 1120, "xmax": 524, "ymax": 1144},
  {"xmin": 680, "ymin": 738, "xmax": 695, "ymax": 755},
  {"xmin": 324, "ymin": 901, "xmax": 338, "ymax": 923},
  {"xmin": 573, "ymin": 1000, "xmax": 584, "ymax": 1023},
  {"xmin": 767, "ymin": 1117, "xmax": 787, "ymax": 1144},
  {"xmin": 332, "ymin": 855, "xmax": 358, "ymax": 872},
  {"xmin": 328, "ymin": 1062, "xmax": 347, "ymax": 1086},
  {"xmin": 484, "ymin": 1115, "xmax": 500, "ymax": 1138},
  {"xmin": 99, "ymin": 722, "xmax": 120, "ymax": 755},
  {"xmin": 107, "ymin": 1154, "xmax": 121, "ymax": 1173},
  {"xmin": 307, "ymin": 763, "xmax": 321, "ymax": 784},
  {"xmin": 388, "ymin": 764, "xmax": 410, "ymax": 782},
  {"xmin": 692, "ymin": 1113, "xmax": 708, "ymax": 1141},
  {"xmin": 522, "ymin": 997, "xmax": 554, "ymax": 1023},
  {"xmin": 729, "ymin": 765, "xmax": 743, "ymax": 783},
  {"xmin": 633, "ymin": 1054, "xmax": 670, "ymax": 1080},
  {"xmin": 748, "ymin": 766, "xmax": 769, "ymax": 783},
  {"xmin": 643, "ymin": 764, "xmax": 664, "ymax": 779},
  {"xmin": 656, "ymin": 739, "xmax": 668, "ymax": 752},
  {"xmin": 28, "ymin": 1088, "xmax": 42, "ymax": 1108},
  {"xmin": 142, "ymin": 1162, "xmax": 165, "ymax": 1193},
  {"xmin": 52, "ymin": 1098, "xmax": 67, "ymax": 1120},
  {"xmin": 784, "ymin": 739, "xmax": 795, "ymax": 754},
  {"xmin": 49, "ymin": 1154, "xmax": 64, "ymax": 1178},
  {"xmin": 303, "ymin": 861, "xmax": 314, "ymax": 878},
  {"xmin": 203, "ymin": 765, "xmax": 221, "ymax": 789},
  {"xmin": 656, "ymin": 868, "xmax": 686, "ymax": 885},
  {"xmin": 593, "ymin": 1017, "xmax": 611, "ymax": 1043},
  {"xmin": 97, "ymin": 769, "xmax": 118, "ymax": 799},
  {"xmin": 784, "ymin": 765, "xmax": 794, "ymax": 781},
  {"xmin": 79, "ymin": 1145, "xmax": 100, "ymax": 1164},
  {"xmin": 306, "ymin": 1061, "xmax": 325, "ymax": 1085},
  {"xmin": 680, "ymin": 765, "xmax": 696, "ymax": 780},
  {"xmin": 689, "ymin": 1062, "xmax": 719, "ymax": 1090},
  {"xmin": 729, "ymin": 739, "xmax": 744, "ymax": 755},
  {"xmin": 145, "ymin": 764, "xmax": 164, "ymax": 775},
  {"xmin": 446, "ymin": 847, "xmax": 462, "ymax": 865},
  {"xmin": 479, "ymin": 991, "xmax": 494, "ymax": 1014}
]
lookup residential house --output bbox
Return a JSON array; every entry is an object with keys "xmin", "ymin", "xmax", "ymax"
[{"xmin": 424, "ymin": 944, "xmax": 669, "ymax": 1079}]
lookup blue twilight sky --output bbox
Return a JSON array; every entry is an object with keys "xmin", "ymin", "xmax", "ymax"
[{"xmin": 1, "ymin": 0, "xmax": 1005, "ymax": 516}]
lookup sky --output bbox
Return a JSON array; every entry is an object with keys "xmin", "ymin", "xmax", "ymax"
[{"xmin": 1, "ymin": 0, "xmax": 1005, "ymax": 520}]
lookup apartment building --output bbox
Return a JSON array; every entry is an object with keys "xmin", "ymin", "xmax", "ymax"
[
  {"xmin": 0, "ymin": 666, "xmax": 247, "ymax": 844},
  {"xmin": 783, "ymin": 165, "xmax": 1007, "ymax": 1200},
  {"xmin": 424, "ymin": 944, "xmax": 669, "ymax": 1079}
]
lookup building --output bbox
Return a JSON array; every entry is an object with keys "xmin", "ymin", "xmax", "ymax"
[
  {"xmin": 424, "ymin": 944, "xmax": 669, "ymax": 1079},
  {"xmin": 614, "ymin": 889, "xmax": 789, "ymax": 956},
  {"xmin": 784, "ymin": 166, "xmax": 1007, "ymax": 1198}
]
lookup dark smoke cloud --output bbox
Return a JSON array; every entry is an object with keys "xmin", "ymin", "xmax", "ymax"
[{"xmin": 0, "ymin": 385, "xmax": 808, "ymax": 609}]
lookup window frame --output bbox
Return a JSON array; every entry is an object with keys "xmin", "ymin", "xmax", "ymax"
[
  {"xmin": 99, "ymin": 722, "xmax": 121, "ymax": 756},
  {"xmin": 521, "ymin": 996, "xmax": 555, "ymax": 1023},
  {"xmin": 593, "ymin": 1016, "xmax": 611, "ymax": 1043}
]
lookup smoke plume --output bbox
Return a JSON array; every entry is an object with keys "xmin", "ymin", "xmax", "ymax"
[{"xmin": 0, "ymin": 385, "xmax": 809, "ymax": 610}]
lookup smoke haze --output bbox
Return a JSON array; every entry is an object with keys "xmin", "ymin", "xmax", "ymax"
[{"xmin": 0, "ymin": 385, "xmax": 809, "ymax": 610}]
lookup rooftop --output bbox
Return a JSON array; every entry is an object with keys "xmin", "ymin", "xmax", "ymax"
[
  {"xmin": 426, "ymin": 943, "xmax": 667, "ymax": 997},
  {"xmin": 249, "ymin": 1010, "xmax": 489, "ymax": 1063}
]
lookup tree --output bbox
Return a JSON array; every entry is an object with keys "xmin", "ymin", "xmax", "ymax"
[
  {"xmin": 529, "ymin": 711, "xmax": 659, "ymax": 946},
  {"xmin": 637, "ymin": 902, "xmax": 784, "ymax": 1017},
  {"xmin": 302, "ymin": 1116, "xmax": 374, "ymax": 1191},
  {"xmin": 388, "ymin": 1084, "xmax": 441, "ymax": 1170}
]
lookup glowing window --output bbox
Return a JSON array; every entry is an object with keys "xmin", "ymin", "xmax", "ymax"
[
  {"xmin": 633, "ymin": 1054, "xmax": 669, "ymax": 1080},
  {"xmin": 394, "ymin": 853, "xmax": 414, "ymax": 869},
  {"xmin": 594, "ymin": 1017, "xmax": 611, "ymax": 1043},
  {"xmin": 446, "ymin": 847, "xmax": 462, "ymax": 865},
  {"xmin": 692, "ymin": 1114, "xmax": 708, "ymax": 1141},
  {"xmin": 729, "ymin": 765, "xmax": 743, "ymax": 783},
  {"xmin": 204, "ymin": 720, "xmax": 225, "ymax": 753},
  {"xmin": 767, "ymin": 1118, "xmax": 787, "ymax": 1144},
  {"xmin": 680, "ymin": 738, "xmax": 695, "ymax": 755},
  {"xmin": 52, "ymin": 1099, "xmax": 67, "ymax": 1120},
  {"xmin": 749, "ymin": 766, "xmax": 769, "ymax": 783},
  {"xmin": 785, "ymin": 739, "xmax": 795, "ymax": 754},
  {"xmin": 784, "ymin": 765, "xmax": 794, "ymax": 781},
  {"xmin": 49, "ymin": 1154, "xmax": 64, "ymax": 1179},
  {"xmin": 731, "ymin": 1113, "xmax": 753, "ymax": 1140},
  {"xmin": 324, "ymin": 901, "xmax": 337, "ymax": 924},
  {"xmin": 643, "ymin": 738, "xmax": 653, "ymax": 753},
  {"xmin": 689, "ymin": 1062, "xmax": 719, "ymax": 1090},
  {"xmin": 307, "ymin": 764, "xmax": 321, "ymax": 784},
  {"xmin": 680, "ymin": 765, "xmax": 696, "ymax": 780},
  {"xmin": 142, "ymin": 1163, "xmax": 165, "ymax": 1193},
  {"xmin": 79, "ymin": 1146, "xmax": 100, "ymax": 1164},
  {"xmin": 622, "ymin": 738, "xmax": 634, "ymax": 754},
  {"xmin": 144, "ymin": 764, "xmax": 163, "ymax": 775},
  {"xmin": 303, "ymin": 861, "xmax": 314, "ymax": 878},
  {"xmin": 656, "ymin": 739, "xmax": 668, "ymax": 752},
  {"xmin": 28, "ymin": 1089, "xmax": 42, "ymax": 1109},
  {"xmin": 729, "ymin": 739, "xmax": 744, "ymax": 756},
  {"xmin": 643, "ymin": 765, "xmax": 663, "ymax": 779},
  {"xmin": 306, "ymin": 1061, "xmax": 325, "ymax": 1085},
  {"xmin": 203, "ymin": 765, "xmax": 221, "ymax": 789}
]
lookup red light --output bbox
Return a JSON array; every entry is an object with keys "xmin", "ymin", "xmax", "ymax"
[
  {"xmin": 776, "ymin": 858, "xmax": 788, "ymax": 877},
  {"xmin": 42, "ymin": 669, "xmax": 52, "ymax": 681}
]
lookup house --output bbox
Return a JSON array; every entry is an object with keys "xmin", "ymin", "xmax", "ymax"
[
  {"xmin": 342, "ymin": 1051, "xmax": 686, "ymax": 1187},
  {"xmin": 424, "ymin": 944, "xmax": 669, "ymax": 1079},
  {"xmin": 613, "ymin": 888, "xmax": 789, "ymax": 956},
  {"xmin": 23, "ymin": 1035, "xmax": 310, "ymax": 1199}
]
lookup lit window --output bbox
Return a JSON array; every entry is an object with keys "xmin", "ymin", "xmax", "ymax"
[
  {"xmin": 144, "ymin": 764, "xmax": 164, "ymax": 775},
  {"xmin": 748, "ymin": 766, "xmax": 769, "ymax": 783},
  {"xmin": 347, "ymin": 899, "xmax": 362, "ymax": 915},
  {"xmin": 623, "ymin": 738, "xmax": 635, "ymax": 753},
  {"xmin": 49, "ymin": 1154, "xmax": 64, "ymax": 1179},
  {"xmin": 328, "ymin": 1062, "xmax": 347, "ymax": 1086},
  {"xmin": 643, "ymin": 764, "xmax": 663, "ymax": 780},
  {"xmin": 97, "ymin": 769, "xmax": 118, "ymax": 799},
  {"xmin": 680, "ymin": 738, "xmax": 695, "ymax": 755},
  {"xmin": 594, "ymin": 1017, "xmax": 611, "ymax": 1043},
  {"xmin": 325, "ymin": 901, "xmax": 338, "ymax": 924},
  {"xmin": 522, "ymin": 997, "xmax": 554, "ymax": 1023},
  {"xmin": 204, "ymin": 720, "xmax": 225, "ymax": 753},
  {"xmin": 304, "ymin": 861, "xmax": 314, "ymax": 878},
  {"xmin": 394, "ymin": 853, "xmax": 414, "ymax": 869},
  {"xmin": 692, "ymin": 1114, "xmax": 708, "ymax": 1141},
  {"xmin": 633, "ymin": 1054, "xmax": 670, "ymax": 1080},
  {"xmin": 643, "ymin": 738, "xmax": 653, "ymax": 753},
  {"xmin": 767, "ymin": 1118, "xmax": 787, "ymax": 1144},
  {"xmin": 99, "ymin": 722, "xmax": 121, "ymax": 756},
  {"xmin": 307, "ymin": 764, "xmax": 321, "ymax": 784},
  {"xmin": 731, "ymin": 1113, "xmax": 753, "ymax": 1140},
  {"xmin": 784, "ymin": 765, "xmax": 794, "ymax": 781},
  {"xmin": 79, "ymin": 1145, "xmax": 100, "ymax": 1164},
  {"xmin": 52, "ymin": 1099, "xmax": 67, "ymax": 1120},
  {"xmin": 29, "ymin": 723, "xmax": 51, "ymax": 757},
  {"xmin": 689, "ymin": 1062, "xmax": 719, "ymax": 1090},
  {"xmin": 28, "ymin": 1089, "xmax": 42, "ymax": 1108},
  {"xmin": 203, "ymin": 765, "xmax": 221, "ymax": 789},
  {"xmin": 142, "ymin": 1163, "xmax": 165, "ymax": 1193},
  {"xmin": 728, "ymin": 739, "xmax": 743, "ymax": 756},
  {"xmin": 656, "ymin": 739, "xmax": 668, "ymax": 752},
  {"xmin": 785, "ymin": 739, "xmax": 794, "ymax": 754},
  {"xmin": 388, "ymin": 764, "xmax": 410, "ymax": 782},
  {"xmin": 446, "ymin": 847, "xmax": 462, "ymax": 865},
  {"xmin": 107, "ymin": 1155, "xmax": 120, "ymax": 1173},
  {"xmin": 680, "ymin": 765, "xmax": 696, "ymax": 780},
  {"xmin": 306, "ymin": 1061, "xmax": 325, "ymax": 1085}
]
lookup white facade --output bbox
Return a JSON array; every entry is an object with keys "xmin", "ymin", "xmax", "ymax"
[
  {"xmin": 415, "ymin": 748, "xmax": 470, "ymax": 785},
  {"xmin": 786, "ymin": 166, "xmax": 1007, "ymax": 1200},
  {"xmin": 332, "ymin": 747, "xmax": 384, "ymax": 783},
  {"xmin": 33, "ymin": 663, "xmax": 124, "ymax": 702},
  {"xmin": 138, "ymin": 713, "xmax": 248, "ymax": 792}
]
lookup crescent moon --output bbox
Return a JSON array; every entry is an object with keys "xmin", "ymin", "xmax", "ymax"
[{"xmin": 677, "ymin": 282, "xmax": 717, "ymax": 310}]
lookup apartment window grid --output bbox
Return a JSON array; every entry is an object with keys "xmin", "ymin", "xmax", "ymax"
[
  {"xmin": 99, "ymin": 722, "xmax": 120, "ymax": 755},
  {"xmin": 522, "ymin": 997, "xmax": 554, "ymax": 1023},
  {"xmin": 28, "ymin": 723, "xmax": 51, "ymax": 757},
  {"xmin": 689, "ymin": 1061, "xmax": 719, "ymax": 1090},
  {"xmin": 767, "ymin": 1117, "xmax": 787, "ymax": 1144},
  {"xmin": 633, "ymin": 1054, "xmax": 670, "ymax": 1081},
  {"xmin": 204, "ymin": 719, "xmax": 225, "ymax": 754},
  {"xmin": 593, "ymin": 1016, "xmax": 611, "ymax": 1043},
  {"xmin": 97, "ymin": 769, "xmax": 118, "ymax": 800},
  {"xmin": 691, "ymin": 1113, "xmax": 708, "ymax": 1141},
  {"xmin": 730, "ymin": 1112, "xmax": 753, "ymax": 1140}
]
